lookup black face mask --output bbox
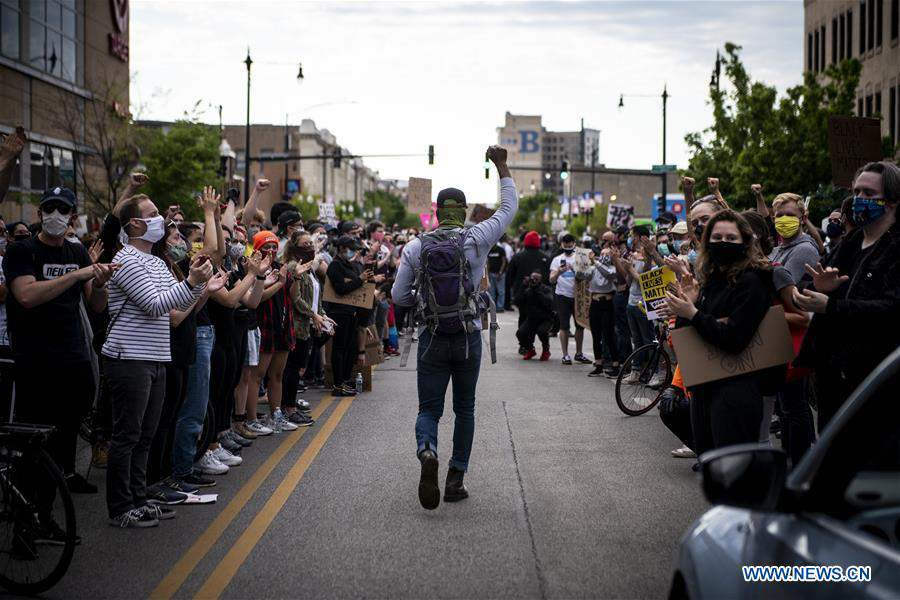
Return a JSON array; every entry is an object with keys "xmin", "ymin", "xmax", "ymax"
[
  {"xmin": 825, "ymin": 221, "xmax": 844, "ymax": 239},
  {"xmin": 706, "ymin": 241, "xmax": 746, "ymax": 266},
  {"xmin": 563, "ymin": 247, "xmax": 574, "ymax": 255},
  {"xmin": 13, "ymin": 234, "xmax": 29, "ymax": 241},
  {"xmin": 693, "ymin": 223, "xmax": 704, "ymax": 239}
]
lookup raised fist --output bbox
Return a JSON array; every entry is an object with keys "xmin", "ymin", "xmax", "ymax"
[
  {"xmin": 750, "ymin": 184, "xmax": 762, "ymax": 196},
  {"xmin": 485, "ymin": 145, "xmax": 507, "ymax": 166},
  {"xmin": 707, "ymin": 177, "xmax": 719, "ymax": 191},
  {"xmin": 255, "ymin": 178, "xmax": 270, "ymax": 192},
  {"xmin": 681, "ymin": 176, "xmax": 695, "ymax": 191}
]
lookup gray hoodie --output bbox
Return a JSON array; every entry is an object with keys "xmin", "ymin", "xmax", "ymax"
[{"xmin": 769, "ymin": 233, "xmax": 820, "ymax": 284}]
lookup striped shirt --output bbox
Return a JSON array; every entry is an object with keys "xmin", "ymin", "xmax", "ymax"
[{"xmin": 102, "ymin": 245, "xmax": 205, "ymax": 362}]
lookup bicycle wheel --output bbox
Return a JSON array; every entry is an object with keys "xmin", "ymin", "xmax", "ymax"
[
  {"xmin": 615, "ymin": 343, "xmax": 672, "ymax": 416},
  {"xmin": 0, "ymin": 447, "xmax": 76, "ymax": 595}
]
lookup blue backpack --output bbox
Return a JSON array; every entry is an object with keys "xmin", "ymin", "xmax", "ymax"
[{"xmin": 415, "ymin": 228, "xmax": 478, "ymax": 334}]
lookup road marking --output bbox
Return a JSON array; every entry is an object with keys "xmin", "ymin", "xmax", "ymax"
[
  {"xmin": 150, "ymin": 398, "xmax": 335, "ymax": 600},
  {"xmin": 194, "ymin": 396, "xmax": 355, "ymax": 599}
]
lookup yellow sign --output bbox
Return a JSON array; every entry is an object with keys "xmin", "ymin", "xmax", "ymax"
[{"xmin": 638, "ymin": 266, "xmax": 676, "ymax": 320}]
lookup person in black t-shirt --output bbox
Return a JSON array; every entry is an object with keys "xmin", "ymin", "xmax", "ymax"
[
  {"xmin": 487, "ymin": 242, "xmax": 508, "ymax": 311},
  {"xmin": 3, "ymin": 187, "xmax": 116, "ymax": 494}
]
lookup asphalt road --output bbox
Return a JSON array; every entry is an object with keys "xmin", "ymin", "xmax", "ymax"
[{"xmin": 33, "ymin": 310, "xmax": 708, "ymax": 599}]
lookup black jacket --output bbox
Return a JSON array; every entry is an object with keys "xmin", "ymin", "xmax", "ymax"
[
  {"xmin": 508, "ymin": 248, "xmax": 550, "ymax": 306},
  {"xmin": 517, "ymin": 282, "xmax": 554, "ymax": 322},
  {"xmin": 324, "ymin": 256, "xmax": 364, "ymax": 316},
  {"xmin": 796, "ymin": 224, "xmax": 900, "ymax": 386}
]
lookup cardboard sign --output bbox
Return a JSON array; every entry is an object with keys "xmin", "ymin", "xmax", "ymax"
[
  {"xmin": 638, "ymin": 266, "xmax": 677, "ymax": 320},
  {"xmin": 364, "ymin": 325, "xmax": 384, "ymax": 366},
  {"xmin": 468, "ymin": 204, "xmax": 496, "ymax": 224},
  {"xmin": 828, "ymin": 116, "xmax": 883, "ymax": 189},
  {"xmin": 323, "ymin": 279, "xmax": 375, "ymax": 309},
  {"xmin": 606, "ymin": 203, "xmax": 634, "ymax": 230},
  {"xmin": 574, "ymin": 279, "xmax": 591, "ymax": 331},
  {"xmin": 670, "ymin": 305, "xmax": 795, "ymax": 387},
  {"xmin": 407, "ymin": 177, "xmax": 433, "ymax": 213}
]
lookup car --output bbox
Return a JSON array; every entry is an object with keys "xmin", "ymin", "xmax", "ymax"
[{"xmin": 670, "ymin": 346, "xmax": 900, "ymax": 599}]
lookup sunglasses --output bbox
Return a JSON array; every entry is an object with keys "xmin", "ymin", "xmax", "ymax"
[{"xmin": 41, "ymin": 202, "xmax": 72, "ymax": 215}]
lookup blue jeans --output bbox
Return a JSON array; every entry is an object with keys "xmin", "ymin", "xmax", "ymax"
[
  {"xmin": 415, "ymin": 329, "xmax": 481, "ymax": 472},
  {"xmin": 488, "ymin": 272, "xmax": 506, "ymax": 310},
  {"xmin": 171, "ymin": 325, "xmax": 215, "ymax": 478}
]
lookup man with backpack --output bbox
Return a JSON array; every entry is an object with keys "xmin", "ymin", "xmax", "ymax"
[{"xmin": 392, "ymin": 145, "xmax": 517, "ymax": 511}]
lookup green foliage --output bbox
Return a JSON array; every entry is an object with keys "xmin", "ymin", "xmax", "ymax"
[
  {"xmin": 684, "ymin": 43, "xmax": 864, "ymax": 223},
  {"xmin": 362, "ymin": 190, "xmax": 419, "ymax": 228},
  {"xmin": 513, "ymin": 192, "xmax": 612, "ymax": 238},
  {"xmin": 137, "ymin": 120, "xmax": 221, "ymax": 221},
  {"xmin": 288, "ymin": 195, "xmax": 322, "ymax": 223}
]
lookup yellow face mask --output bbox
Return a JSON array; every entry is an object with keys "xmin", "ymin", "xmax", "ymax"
[
  {"xmin": 190, "ymin": 242, "xmax": 204, "ymax": 257},
  {"xmin": 774, "ymin": 215, "xmax": 800, "ymax": 239}
]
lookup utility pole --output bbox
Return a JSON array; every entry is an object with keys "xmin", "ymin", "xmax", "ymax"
[
  {"xmin": 661, "ymin": 85, "xmax": 668, "ymax": 212},
  {"xmin": 243, "ymin": 49, "xmax": 253, "ymax": 202}
]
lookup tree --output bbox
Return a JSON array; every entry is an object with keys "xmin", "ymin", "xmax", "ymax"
[
  {"xmin": 137, "ymin": 119, "xmax": 221, "ymax": 221},
  {"xmin": 684, "ymin": 43, "xmax": 863, "ymax": 222},
  {"xmin": 362, "ymin": 189, "xmax": 418, "ymax": 228}
]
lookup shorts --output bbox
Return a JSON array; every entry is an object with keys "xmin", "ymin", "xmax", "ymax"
[
  {"xmin": 245, "ymin": 327, "xmax": 261, "ymax": 367},
  {"xmin": 554, "ymin": 294, "xmax": 583, "ymax": 333}
]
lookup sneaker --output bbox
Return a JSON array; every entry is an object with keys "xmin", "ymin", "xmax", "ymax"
[
  {"xmin": 264, "ymin": 414, "xmax": 283, "ymax": 434},
  {"xmin": 603, "ymin": 365, "xmax": 622, "ymax": 379},
  {"xmin": 296, "ymin": 398, "xmax": 311, "ymax": 411},
  {"xmin": 332, "ymin": 385, "xmax": 357, "ymax": 397},
  {"xmin": 622, "ymin": 371, "xmax": 641, "ymax": 385},
  {"xmin": 163, "ymin": 476, "xmax": 201, "ymax": 494},
  {"xmin": 648, "ymin": 373, "xmax": 667, "ymax": 388},
  {"xmin": 523, "ymin": 348, "xmax": 537, "ymax": 360},
  {"xmin": 141, "ymin": 504, "xmax": 176, "ymax": 521},
  {"xmin": 587, "ymin": 365, "xmax": 605, "ymax": 377},
  {"xmin": 146, "ymin": 483, "xmax": 188, "ymax": 505},
  {"xmin": 518, "ymin": 346, "xmax": 527, "ymax": 356},
  {"xmin": 109, "ymin": 508, "xmax": 158, "ymax": 528},
  {"xmin": 234, "ymin": 421, "xmax": 259, "ymax": 440},
  {"xmin": 217, "ymin": 434, "xmax": 243, "ymax": 454},
  {"xmin": 671, "ymin": 446, "xmax": 697, "ymax": 459},
  {"xmin": 288, "ymin": 412, "xmax": 315, "ymax": 427},
  {"xmin": 225, "ymin": 429, "xmax": 253, "ymax": 447},
  {"xmin": 539, "ymin": 350, "xmax": 551, "ymax": 361},
  {"xmin": 245, "ymin": 420, "xmax": 273, "ymax": 436},
  {"xmin": 180, "ymin": 471, "xmax": 216, "ymax": 488},
  {"xmin": 65, "ymin": 472, "xmax": 97, "ymax": 494},
  {"xmin": 561, "ymin": 355, "xmax": 572, "ymax": 365},
  {"xmin": 275, "ymin": 413, "xmax": 299, "ymax": 431},
  {"xmin": 297, "ymin": 381, "xmax": 309, "ymax": 393},
  {"xmin": 34, "ymin": 518, "xmax": 81, "ymax": 546},
  {"xmin": 91, "ymin": 441, "xmax": 109, "ymax": 469},
  {"xmin": 212, "ymin": 446, "xmax": 243, "ymax": 467},
  {"xmin": 573, "ymin": 353, "xmax": 592, "ymax": 364},
  {"xmin": 195, "ymin": 450, "xmax": 229, "ymax": 475}
]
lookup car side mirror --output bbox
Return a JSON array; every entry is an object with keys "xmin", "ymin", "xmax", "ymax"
[{"xmin": 701, "ymin": 444, "xmax": 787, "ymax": 511}]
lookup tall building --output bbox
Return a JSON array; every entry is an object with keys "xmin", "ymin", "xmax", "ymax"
[
  {"xmin": 804, "ymin": 0, "xmax": 900, "ymax": 149},
  {"xmin": 542, "ymin": 127, "xmax": 600, "ymax": 195},
  {"xmin": 1, "ymin": 0, "xmax": 131, "ymax": 221}
]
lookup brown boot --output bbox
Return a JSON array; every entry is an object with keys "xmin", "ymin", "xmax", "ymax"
[{"xmin": 444, "ymin": 467, "xmax": 468, "ymax": 502}]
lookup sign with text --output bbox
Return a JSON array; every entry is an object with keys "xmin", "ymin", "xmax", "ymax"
[
  {"xmin": 638, "ymin": 266, "xmax": 677, "ymax": 320},
  {"xmin": 323, "ymin": 279, "xmax": 375, "ymax": 309},
  {"xmin": 670, "ymin": 306, "xmax": 795, "ymax": 387},
  {"xmin": 828, "ymin": 116, "xmax": 883, "ymax": 189},
  {"xmin": 317, "ymin": 202, "xmax": 336, "ymax": 221},
  {"xmin": 407, "ymin": 177, "xmax": 433, "ymax": 214},
  {"xmin": 606, "ymin": 203, "xmax": 634, "ymax": 230},
  {"xmin": 574, "ymin": 279, "xmax": 591, "ymax": 331},
  {"xmin": 468, "ymin": 204, "xmax": 495, "ymax": 224}
]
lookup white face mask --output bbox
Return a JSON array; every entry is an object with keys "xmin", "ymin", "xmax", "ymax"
[
  {"xmin": 135, "ymin": 215, "xmax": 166, "ymax": 243},
  {"xmin": 41, "ymin": 209, "xmax": 70, "ymax": 238}
]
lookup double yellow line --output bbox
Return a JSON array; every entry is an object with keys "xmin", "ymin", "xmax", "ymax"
[{"xmin": 150, "ymin": 395, "xmax": 354, "ymax": 599}]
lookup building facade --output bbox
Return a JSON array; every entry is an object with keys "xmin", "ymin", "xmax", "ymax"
[
  {"xmin": 1, "ymin": 0, "xmax": 130, "ymax": 221},
  {"xmin": 804, "ymin": 0, "xmax": 900, "ymax": 149}
]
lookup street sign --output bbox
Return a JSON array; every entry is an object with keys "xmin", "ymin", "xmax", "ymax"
[{"xmin": 651, "ymin": 164, "xmax": 677, "ymax": 173}]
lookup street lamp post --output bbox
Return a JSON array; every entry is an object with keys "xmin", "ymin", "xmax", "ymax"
[
  {"xmin": 244, "ymin": 49, "xmax": 253, "ymax": 203},
  {"xmin": 618, "ymin": 85, "xmax": 669, "ymax": 211}
]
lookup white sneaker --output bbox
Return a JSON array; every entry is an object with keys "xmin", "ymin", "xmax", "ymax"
[
  {"xmin": 212, "ymin": 446, "xmax": 243, "ymax": 467},
  {"xmin": 195, "ymin": 450, "xmax": 229, "ymax": 475},
  {"xmin": 276, "ymin": 413, "xmax": 299, "ymax": 431},
  {"xmin": 648, "ymin": 373, "xmax": 667, "ymax": 388},
  {"xmin": 671, "ymin": 445, "xmax": 696, "ymax": 459},
  {"xmin": 264, "ymin": 415, "xmax": 282, "ymax": 434},
  {"xmin": 246, "ymin": 420, "xmax": 273, "ymax": 436},
  {"xmin": 623, "ymin": 371, "xmax": 640, "ymax": 385},
  {"xmin": 296, "ymin": 398, "xmax": 311, "ymax": 410}
]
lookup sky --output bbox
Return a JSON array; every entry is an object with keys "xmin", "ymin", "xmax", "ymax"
[{"xmin": 130, "ymin": 0, "xmax": 803, "ymax": 206}]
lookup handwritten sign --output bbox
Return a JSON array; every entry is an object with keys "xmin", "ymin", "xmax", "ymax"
[
  {"xmin": 407, "ymin": 177, "xmax": 433, "ymax": 213},
  {"xmin": 317, "ymin": 202, "xmax": 336, "ymax": 223},
  {"xmin": 669, "ymin": 306, "xmax": 795, "ymax": 387},
  {"xmin": 638, "ymin": 266, "xmax": 677, "ymax": 320},
  {"xmin": 828, "ymin": 116, "xmax": 883, "ymax": 189},
  {"xmin": 574, "ymin": 279, "xmax": 591, "ymax": 330},
  {"xmin": 606, "ymin": 203, "xmax": 634, "ymax": 230},
  {"xmin": 468, "ymin": 204, "xmax": 495, "ymax": 224},
  {"xmin": 323, "ymin": 279, "xmax": 375, "ymax": 309}
]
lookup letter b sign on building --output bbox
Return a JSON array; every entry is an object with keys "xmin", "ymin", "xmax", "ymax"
[{"xmin": 519, "ymin": 131, "xmax": 540, "ymax": 154}]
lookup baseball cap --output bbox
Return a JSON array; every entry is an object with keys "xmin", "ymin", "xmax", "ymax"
[
  {"xmin": 277, "ymin": 210, "xmax": 302, "ymax": 229},
  {"xmin": 670, "ymin": 221, "xmax": 688, "ymax": 235},
  {"xmin": 436, "ymin": 187, "xmax": 467, "ymax": 209},
  {"xmin": 335, "ymin": 235, "xmax": 364, "ymax": 251},
  {"xmin": 40, "ymin": 187, "xmax": 77, "ymax": 211}
]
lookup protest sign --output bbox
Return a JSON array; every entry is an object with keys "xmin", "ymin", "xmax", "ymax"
[
  {"xmin": 670, "ymin": 305, "xmax": 795, "ymax": 387},
  {"xmin": 468, "ymin": 204, "xmax": 495, "ymax": 224},
  {"xmin": 606, "ymin": 203, "xmax": 634, "ymax": 230},
  {"xmin": 638, "ymin": 266, "xmax": 676, "ymax": 320},
  {"xmin": 407, "ymin": 177, "xmax": 433, "ymax": 213},
  {"xmin": 364, "ymin": 325, "xmax": 384, "ymax": 367},
  {"xmin": 323, "ymin": 279, "xmax": 375, "ymax": 309},
  {"xmin": 828, "ymin": 116, "xmax": 883, "ymax": 189},
  {"xmin": 574, "ymin": 279, "xmax": 591, "ymax": 330},
  {"xmin": 318, "ymin": 201, "xmax": 336, "ymax": 223}
]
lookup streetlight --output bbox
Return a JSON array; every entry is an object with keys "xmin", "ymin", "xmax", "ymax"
[{"xmin": 618, "ymin": 86, "xmax": 669, "ymax": 213}]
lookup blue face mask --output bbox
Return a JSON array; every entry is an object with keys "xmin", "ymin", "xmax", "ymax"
[
  {"xmin": 687, "ymin": 249, "xmax": 698, "ymax": 264},
  {"xmin": 851, "ymin": 196, "xmax": 888, "ymax": 227},
  {"xmin": 657, "ymin": 243, "xmax": 671, "ymax": 257},
  {"xmin": 344, "ymin": 249, "xmax": 356, "ymax": 261},
  {"xmin": 626, "ymin": 238, "xmax": 634, "ymax": 250},
  {"xmin": 672, "ymin": 239, "xmax": 685, "ymax": 252}
]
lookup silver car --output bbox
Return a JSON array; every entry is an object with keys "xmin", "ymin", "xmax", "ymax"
[{"xmin": 671, "ymin": 347, "xmax": 900, "ymax": 599}]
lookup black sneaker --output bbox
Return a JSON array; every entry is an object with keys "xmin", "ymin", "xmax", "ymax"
[
  {"xmin": 604, "ymin": 365, "xmax": 621, "ymax": 379},
  {"xmin": 142, "ymin": 504, "xmax": 176, "ymax": 521},
  {"xmin": 180, "ymin": 471, "xmax": 216, "ymax": 488},
  {"xmin": 34, "ymin": 518, "xmax": 81, "ymax": 546},
  {"xmin": 109, "ymin": 508, "xmax": 159, "ymax": 528},
  {"xmin": 288, "ymin": 411, "xmax": 315, "ymax": 426},
  {"xmin": 573, "ymin": 353, "xmax": 592, "ymax": 364},
  {"xmin": 163, "ymin": 476, "xmax": 200, "ymax": 495},
  {"xmin": 561, "ymin": 355, "xmax": 573, "ymax": 365},
  {"xmin": 217, "ymin": 434, "xmax": 243, "ymax": 454},
  {"xmin": 587, "ymin": 366, "xmax": 606, "ymax": 377},
  {"xmin": 146, "ymin": 483, "xmax": 188, "ymax": 506},
  {"xmin": 332, "ymin": 385, "xmax": 357, "ymax": 397},
  {"xmin": 65, "ymin": 472, "xmax": 97, "ymax": 494},
  {"xmin": 417, "ymin": 444, "xmax": 440, "ymax": 510}
]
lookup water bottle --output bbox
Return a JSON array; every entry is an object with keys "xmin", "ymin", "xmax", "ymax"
[
  {"xmin": 355, "ymin": 372, "xmax": 364, "ymax": 394},
  {"xmin": 272, "ymin": 408, "xmax": 284, "ymax": 433}
]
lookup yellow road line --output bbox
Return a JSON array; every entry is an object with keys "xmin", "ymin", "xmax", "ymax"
[
  {"xmin": 150, "ymin": 398, "xmax": 335, "ymax": 600},
  {"xmin": 194, "ymin": 396, "xmax": 355, "ymax": 599}
]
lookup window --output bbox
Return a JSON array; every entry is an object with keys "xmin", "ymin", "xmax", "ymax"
[
  {"xmin": 875, "ymin": 90, "xmax": 882, "ymax": 116},
  {"xmin": 890, "ymin": 87, "xmax": 897, "ymax": 148},
  {"xmin": 893, "ymin": 0, "xmax": 899, "ymax": 40},
  {"xmin": 26, "ymin": 0, "xmax": 78, "ymax": 83},
  {"xmin": 866, "ymin": 94, "xmax": 874, "ymax": 116},
  {"xmin": 859, "ymin": 97, "xmax": 865, "ymax": 116},
  {"xmin": 869, "ymin": 0, "xmax": 876, "ymax": 49},
  {"xmin": 0, "ymin": 0, "xmax": 19, "ymax": 59},
  {"xmin": 877, "ymin": 0, "xmax": 884, "ymax": 46},
  {"xmin": 840, "ymin": 14, "xmax": 846, "ymax": 60},
  {"xmin": 848, "ymin": 9, "xmax": 854, "ymax": 56},
  {"xmin": 821, "ymin": 25, "xmax": 827, "ymax": 67},
  {"xmin": 814, "ymin": 28, "xmax": 820, "ymax": 71},
  {"xmin": 28, "ymin": 143, "xmax": 74, "ymax": 191},
  {"xmin": 833, "ymin": 18, "xmax": 838, "ymax": 63},
  {"xmin": 861, "ymin": 0, "xmax": 867, "ymax": 54}
]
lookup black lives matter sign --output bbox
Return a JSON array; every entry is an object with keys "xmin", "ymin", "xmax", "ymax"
[{"xmin": 828, "ymin": 116, "xmax": 883, "ymax": 190}]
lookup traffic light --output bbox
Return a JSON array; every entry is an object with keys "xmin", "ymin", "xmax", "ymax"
[
  {"xmin": 484, "ymin": 160, "xmax": 490, "ymax": 180},
  {"xmin": 560, "ymin": 159, "xmax": 570, "ymax": 180},
  {"xmin": 428, "ymin": 145, "xmax": 434, "ymax": 165},
  {"xmin": 332, "ymin": 147, "xmax": 342, "ymax": 168},
  {"xmin": 657, "ymin": 195, "xmax": 666, "ymax": 216}
]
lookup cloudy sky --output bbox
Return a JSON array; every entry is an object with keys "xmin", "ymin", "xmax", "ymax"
[{"xmin": 131, "ymin": 0, "xmax": 802, "ymax": 205}]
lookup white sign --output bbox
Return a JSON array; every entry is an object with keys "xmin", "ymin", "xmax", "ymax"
[
  {"xmin": 606, "ymin": 203, "xmax": 634, "ymax": 230},
  {"xmin": 318, "ymin": 202, "xmax": 336, "ymax": 222},
  {"xmin": 407, "ymin": 177, "xmax": 433, "ymax": 214}
]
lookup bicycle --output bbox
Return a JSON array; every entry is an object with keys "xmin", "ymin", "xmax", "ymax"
[{"xmin": 615, "ymin": 319, "xmax": 674, "ymax": 416}]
